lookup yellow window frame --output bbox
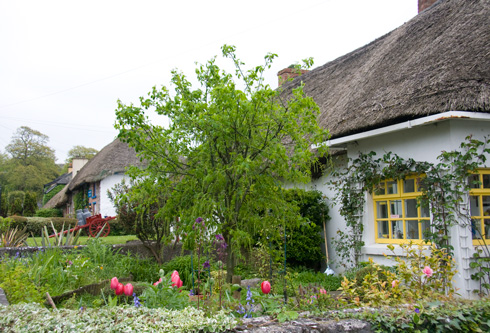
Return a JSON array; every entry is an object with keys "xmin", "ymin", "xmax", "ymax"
[
  {"xmin": 373, "ymin": 176, "xmax": 430, "ymax": 244},
  {"xmin": 470, "ymin": 169, "xmax": 490, "ymax": 245}
]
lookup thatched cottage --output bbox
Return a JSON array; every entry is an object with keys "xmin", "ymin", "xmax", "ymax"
[
  {"xmin": 282, "ymin": 0, "xmax": 489, "ymax": 298},
  {"xmin": 44, "ymin": 139, "xmax": 144, "ymax": 217}
]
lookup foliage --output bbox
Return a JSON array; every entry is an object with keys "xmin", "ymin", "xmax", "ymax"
[
  {"xmin": 108, "ymin": 178, "xmax": 174, "ymax": 265},
  {"xmin": 3, "ymin": 126, "xmax": 60, "ymax": 194},
  {"xmin": 23, "ymin": 191, "xmax": 38, "ymax": 216},
  {"xmin": 339, "ymin": 242, "xmax": 457, "ymax": 307},
  {"xmin": 42, "ymin": 184, "xmax": 64, "ymax": 206},
  {"xmin": 329, "ymin": 136, "xmax": 490, "ymax": 286},
  {"xmin": 139, "ymin": 270, "xmax": 189, "ymax": 310},
  {"xmin": 0, "ymin": 303, "xmax": 237, "ymax": 332},
  {"xmin": 283, "ymin": 188, "xmax": 329, "ymax": 270},
  {"xmin": 34, "ymin": 208, "xmax": 63, "ymax": 217},
  {"xmin": 470, "ymin": 246, "xmax": 490, "ymax": 297},
  {"xmin": 73, "ymin": 189, "xmax": 88, "ymax": 211},
  {"xmin": 386, "ymin": 242, "xmax": 457, "ymax": 299},
  {"xmin": 161, "ymin": 254, "xmax": 208, "ymax": 290},
  {"xmin": 60, "ymin": 145, "xmax": 98, "ymax": 174},
  {"xmin": 0, "ymin": 225, "xmax": 29, "ymax": 247},
  {"xmin": 6, "ymin": 216, "xmax": 77, "ymax": 236},
  {"xmin": 358, "ymin": 298, "xmax": 490, "ymax": 332},
  {"xmin": 115, "ymin": 45, "xmax": 329, "ymax": 281},
  {"xmin": 8, "ymin": 190, "xmax": 24, "ymax": 216},
  {"xmin": 0, "ymin": 264, "xmax": 47, "ymax": 304}
]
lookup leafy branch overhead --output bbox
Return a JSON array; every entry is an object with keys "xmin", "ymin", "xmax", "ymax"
[{"xmin": 115, "ymin": 45, "xmax": 329, "ymax": 280}]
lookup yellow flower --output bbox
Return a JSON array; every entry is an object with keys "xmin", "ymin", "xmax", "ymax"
[
  {"xmin": 74, "ymin": 246, "xmax": 78, "ymax": 249},
  {"xmin": 100, "ymin": 266, "xmax": 103, "ymax": 270}
]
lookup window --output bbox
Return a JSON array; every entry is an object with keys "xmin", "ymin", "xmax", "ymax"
[
  {"xmin": 469, "ymin": 170, "xmax": 490, "ymax": 244},
  {"xmin": 374, "ymin": 176, "xmax": 430, "ymax": 244}
]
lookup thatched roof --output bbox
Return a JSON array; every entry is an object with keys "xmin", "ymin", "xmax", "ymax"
[
  {"xmin": 68, "ymin": 138, "xmax": 145, "ymax": 191},
  {"xmin": 280, "ymin": 0, "xmax": 490, "ymax": 140}
]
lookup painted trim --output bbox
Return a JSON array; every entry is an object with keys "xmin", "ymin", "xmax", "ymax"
[{"xmin": 323, "ymin": 111, "xmax": 490, "ymax": 148}]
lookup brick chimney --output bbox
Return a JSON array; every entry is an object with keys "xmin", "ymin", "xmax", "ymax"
[
  {"xmin": 277, "ymin": 67, "xmax": 309, "ymax": 86},
  {"xmin": 418, "ymin": 0, "xmax": 438, "ymax": 13}
]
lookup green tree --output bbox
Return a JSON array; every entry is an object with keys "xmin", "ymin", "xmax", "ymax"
[
  {"xmin": 4, "ymin": 127, "xmax": 59, "ymax": 194},
  {"xmin": 60, "ymin": 145, "xmax": 98, "ymax": 174},
  {"xmin": 115, "ymin": 45, "xmax": 329, "ymax": 281}
]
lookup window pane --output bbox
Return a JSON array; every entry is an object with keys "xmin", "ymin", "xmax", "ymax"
[
  {"xmin": 374, "ymin": 182, "xmax": 385, "ymax": 196},
  {"xmin": 377, "ymin": 201, "xmax": 388, "ymax": 219},
  {"xmin": 472, "ymin": 219, "xmax": 482, "ymax": 239},
  {"xmin": 392, "ymin": 220, "xmax": 404, "ymax": 239},
  {"xmin": 470, "ymin": 196, "xmax": 480, "ymax": 216},
  {"xmin": 406, "ymin": 220, "xmax": 419, "ymax": 239},
  {"xmin": 387, "ymin": 181, "xmax": 398, "ymax": 195},
  {"xmin": 420, "ymin": 203, "xmax": 430, "ymax": 218},
  {"xmin": 468, "ymin": 174, "xmax": 480, "ymax": 189},
  {"xmin": 485, "ymin": 219, "xmax": 490, "ymax": 239},
  {"xmin": 378, "ymin": 221, "xmax": 389, "ymax": 239},
  {"xmin": 483, "ymin": 174, "xmax": 490, "ymax": 189},
  {"xmin": 421, "ymin": 220, "xmax": 430, "ymax": 239},
  {"xmin": 403, "ymin": 179, "xmax": 415, "ymax": 193},
  {"xmin": 405, "ymin": 199, "xmax": 418, "ymax": 217},
  {"xmin": 390, "ymin": 200, "xmax": 402, "ymax": 217},
  {"xmin": 483, "ymin": 196, "xmax": 490, "ymax": 216}
]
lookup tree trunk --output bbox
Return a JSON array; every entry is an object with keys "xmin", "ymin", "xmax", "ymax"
[{"xmin": 225, "ymin": 235, "xmax": 235, "ymax": 283}]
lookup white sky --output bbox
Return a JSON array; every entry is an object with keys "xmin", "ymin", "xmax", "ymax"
[{"xmin": 0, "ymin": 0, "xmax": 418, "ymax": 163}]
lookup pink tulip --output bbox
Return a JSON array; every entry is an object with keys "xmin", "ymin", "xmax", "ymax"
[
  {"xmin": 110, "ymin": 277, "xmax": 119, "ymax": 290},
  {"xmin": 153, "ymin": 278, "xmax": 162, "ymax": 286},
  {"xmin": 261, "ymin": 281, "xmax": 271, "ymax": 294},
  {"xmin": 171, "ymin": 272, "xmax": 180, "ymax": 287},
  {"xmin": 124, "ymin": 283, "xmax": 133, "ymax": 296},
  {"xmin": 319, "ymin": 288, "xmax": 327, "ymax": 295},
  {"xmin": 177, "ymin": 278, "xmax": 183, "ymax": 288},
  {"xmin": 115, "ymin": 283, "xmax": 124, "ymax": 295},
  {"xmin": 422, "ymin": 266, "xmax": 433, "ymax": 278}
]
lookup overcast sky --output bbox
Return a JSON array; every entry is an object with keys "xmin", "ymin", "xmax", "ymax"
[{"xmin": 0, "ymin": 0, "xmax": 418, "ymax": 163}]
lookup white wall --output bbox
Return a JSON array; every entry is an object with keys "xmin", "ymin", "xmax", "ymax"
[
  {"xmin": 99, "ymin": 173, "xmax": 126, "ymax": 217},
  {"xmin": 315, "ymin": 118, "xmax": 490, "ymax": 298}
]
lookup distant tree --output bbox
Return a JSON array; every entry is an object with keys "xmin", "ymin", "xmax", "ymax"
[
  {"xmin": 60, "ymin": 145, "xmax": 98, "ymax": 174},
  {"xmin": 3, "ymin": 126, "xmax": 60, "ymax": 194},
  {"xmin": 23, "ymin": 191, "xmax": 38, "ymax": 216},
  {"xmin": 115, "ymin": 45, "xmax": 329, "ymax": 281}
]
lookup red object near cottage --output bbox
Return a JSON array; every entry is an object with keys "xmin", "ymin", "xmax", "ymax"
[{"xmin": 49, "ymin": 214, "xmax": 116, "ymax": 238}]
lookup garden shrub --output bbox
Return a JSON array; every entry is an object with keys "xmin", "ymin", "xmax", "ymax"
[
  {"xmin": 34, "ymin": 208, "xmax": 63, "ymax": 217},
  {"xmin": 6, "ymin": 216, "xmax": 78, "ymax": 236},
  {"xmin": 161, "ymin": 255, "xmax": 209, "ymax": 290},
  {"xmin": 23, "ymin": 191, "xmax": 38, "ymax": 217},
  {"xmin": 0, "ymin": 303, "xmax": 237, "ymax": 332},
  {"xmin": 8, "ymin": 191, "xmax": 24, "ymax": 216}
]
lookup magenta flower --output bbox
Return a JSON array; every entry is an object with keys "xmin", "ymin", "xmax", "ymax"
[{"xmin": 422, "ymin": 266, "xmax": 433, "ymax": 278}]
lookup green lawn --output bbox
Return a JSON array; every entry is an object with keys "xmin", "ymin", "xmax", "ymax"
[{"xmin": 26, "ymin": 235, "xmax": 139, "ymax": 247}]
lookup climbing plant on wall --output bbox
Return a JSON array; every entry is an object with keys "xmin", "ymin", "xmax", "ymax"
[{"xmin": 329, "ymin": 136, "xmax": 490, "ymax": 293}]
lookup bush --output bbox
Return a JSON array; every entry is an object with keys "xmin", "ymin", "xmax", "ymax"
[
  {"xmin": 161, "ymin": 255, "xmax": 209, "ymax": 290},
  {"xmin": 8, "ymin": 191, "xmax": 24, "ymax": 216},
  {"xmin": 7, "ymin": 216, "xmax": 78, "ymax": 236},
  {"xmin": 23, "ymin": 191, "xmax": 38, "ymax": 217},
  {"xmin": 35, "ymin": 208, "xmax": 63, "ymax": 217}
]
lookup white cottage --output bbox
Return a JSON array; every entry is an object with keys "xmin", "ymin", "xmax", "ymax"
[
  {"xmin": 280, "ymin": 0, "xmax": 490, "ymax": 298},
  {"xmin": 44, "ymin": 139, "xmax": 145, "ymax": 217}
]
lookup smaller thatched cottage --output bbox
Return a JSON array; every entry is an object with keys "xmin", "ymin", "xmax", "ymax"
[{"xmin": 44, "ymin": 139, "xmax": 144, "ymax": 217}]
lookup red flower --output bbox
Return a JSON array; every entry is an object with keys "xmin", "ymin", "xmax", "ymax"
[
  {"xmin": 319, "ymin": 288, "xmax": 327, "ymax": 295},
  {"xmin": 110, "ymin": 277, "xmax": 119, "ymax": 290},
  {"xmin": 261, "ymin": 280, "xmax": 271, "ymax": 294},
  {"xmin": 115, "ymin": 282, "xmax": 124, "ymax": 295},
  {"xmin": 171, "ymin": 271, "xmax": 180, "ymax": 287},
  {"xmin": 124, "ymin": 283, "xmax": 133, "ymax": 296}
]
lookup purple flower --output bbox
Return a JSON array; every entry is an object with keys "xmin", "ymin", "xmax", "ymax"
[
  {"xmin": 203, "ymin": 260, "xmax": 210, "ymax": 269},
  {"xmin": 133, "ymin": 293, "xmax": 141, "ymax": 307},
  {"xmin": 215, "ymin": 234, "xmax": 224, "ymax": 241},
  {"xmin": 189, "ymin": 289, "xmax": 195, "ymax": 296},
  {"xmin": 415, "ymin": 308, "xmax": 420, "ymax": 314}
]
